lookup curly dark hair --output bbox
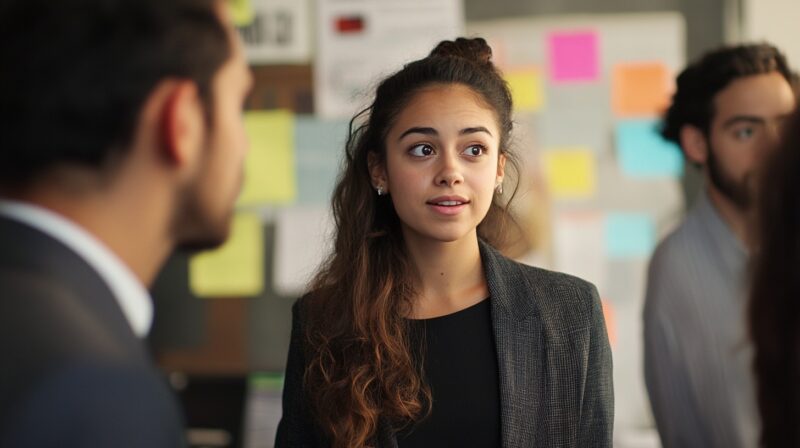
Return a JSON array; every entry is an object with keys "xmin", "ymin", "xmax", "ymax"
[{"xmin": 661, "ymin": 43, "xmax": 795, "ymax": 160}]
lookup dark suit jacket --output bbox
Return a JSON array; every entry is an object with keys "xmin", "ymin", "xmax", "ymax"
[
  {"xmin": 276, "ymin": 240, "xmax": 614, "ymax": 447},
  {"xmin": 0, "ymin": 216, "xmax": 185, "ymax": 448}
]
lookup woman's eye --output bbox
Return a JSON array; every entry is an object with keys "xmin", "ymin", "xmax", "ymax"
[
  {"xmin": 463, "ymin": 145, "xmax": 485, "ymax": 156},
  {"xmin": 409, "ymin": 144, "xmax": 434, "ymax": 157}
]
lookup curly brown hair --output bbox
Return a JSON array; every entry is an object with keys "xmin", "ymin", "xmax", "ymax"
[{"xmin": 302, "ymin": 37, "xmax": 519, "ymax": 447}]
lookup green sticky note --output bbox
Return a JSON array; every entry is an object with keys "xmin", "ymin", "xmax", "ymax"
[
  {"xmin": 238, "ymin": 110, "xmax": 296, "ymax": 206},
  {"xmin": 228, "ymin": 0, "xmax": 255, "ymax": 27},
  {"xmin": 189, "ymin": 213, "xmax": 264, "ymax": 297},
  {"xmin": 505, "ymin": 69, "xmax": 545, "ymax": 112}
]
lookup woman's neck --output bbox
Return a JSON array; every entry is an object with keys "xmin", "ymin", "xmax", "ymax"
[{"xmin": 403, "ymin": 230, "xmax": 489, "ymax": 319}]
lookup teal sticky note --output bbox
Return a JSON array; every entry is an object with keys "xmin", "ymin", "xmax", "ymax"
[
  {"xmin": 616, "ymin": 119, "xmax": 684, "ymax": 178},
  {"xmin": 294, "ymin": 117, "xmax": 349, "ymax": 205},
  {"xmin": 606, "ymin": 213, "xmax": 656, "ymax": 259}
]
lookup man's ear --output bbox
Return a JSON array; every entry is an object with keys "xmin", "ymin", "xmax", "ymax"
[
  {"xmin": 367, "ymin": 151, "xmax": 388, "ymax": 192},
  {"xmin": 680, "ymin": 125, "xmax": 709, "ymax": 165},
  {"xmin": 154, "ymin": 80, "xmax": 204, "ymax": 167}
]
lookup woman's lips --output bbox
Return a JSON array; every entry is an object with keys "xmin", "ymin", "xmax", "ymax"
[{"xmin": 426, "ymin": 196, "xmax": 469, "ymax": 215}]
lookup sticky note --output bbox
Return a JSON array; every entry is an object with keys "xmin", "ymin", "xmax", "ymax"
[
  {"xmin": 602, "ymin": 300, "xmax": 617, "ymax": 347},
  {"xmin": 228, "ymin": 0, "xmax": 255, "ymax": 27},
  {"xmin": 605, "ymin": 212, "xmax": 656, "ymax": 259},
  {"xmin": 553, "ymin": 211, "xmax": 607, "ymax": 294},
  {"xmin": 612, "ymin": 62, "xmax": 672, "ymax": 117},
  {"xmin": 294, "ymin": 117, "xmax": 349, "ymax": 205},
  {"xmin": 505, "ymin": 69, "xmax": 545, "ymax": 112},
  {"xmin": 189, "ymin": 213, "xmax": 264, "ymax": 297},
  {"xmin": 238, "ymin": 111, "xmax": 296, "ymax": 206},
  {"xmin": 616, "ymin": 119, "xmax": 684, "ymax": 178},
  {"xmin": 543, "ymin": 148, "xmax": 597, "ymax": 199},
  {"xmin": 548, "ymin": 31, "xmax": 600, "ymax": 83}
]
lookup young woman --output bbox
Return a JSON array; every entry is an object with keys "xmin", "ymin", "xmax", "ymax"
[
  {"xmin": 749, "ymin": 107, "xmax": 800, "ymax": 448},
  {"xmin": 276, "ymin": 37, "xmax": 613, "ymax": 448}
]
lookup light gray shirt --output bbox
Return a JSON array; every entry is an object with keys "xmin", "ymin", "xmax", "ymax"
[{"xmin": 643, "ymin": 188, "xmax": 758, "ymax": 448}]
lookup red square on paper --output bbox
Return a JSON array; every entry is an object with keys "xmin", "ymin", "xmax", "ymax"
[{"xmin": 335, "ymin": 16, "xmax": 365, "ymax": 34}]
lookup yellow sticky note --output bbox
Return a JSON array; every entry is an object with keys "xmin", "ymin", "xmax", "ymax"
[
  {"xmin": 228, "ymin": 0, "xmax": 255, "ymax": 27},
  {"xmin": 189, "ymin": 213, "xmax": 264, "ymax": 298},
  {"xmin": 238, "ymin": 110, "xmax": 296, "ymax": 206},
  {"xmin": 543, "ymin": 148, "xmax": 596, "ymax": 199},
  {"xmin": 505, "ymin": 69, "xmax": 545, "ymax": 112}
]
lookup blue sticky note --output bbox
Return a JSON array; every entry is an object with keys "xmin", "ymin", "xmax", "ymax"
[
  {"xmin": 606, "ymin": 213, "xmax": 656, "ymax": 259},
  {"xmin": 294, "ymin": 117, "xmax": 350, "ymax": 205},
  {"xmin": 616, "ymin": 119, "xmax": 684, "ymax": 178}
]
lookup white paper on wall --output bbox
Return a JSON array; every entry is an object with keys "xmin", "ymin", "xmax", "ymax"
[
  {"xmin": 273, "ymin": 206, "xmax": 335, "ymax": 296},
  {"xmin": 314, "ymin": 0, "xmax": 465, "ymax": 119},
  {"xmin": 552, "ymin": 210, "xmax": 608, "ymax": 296}
]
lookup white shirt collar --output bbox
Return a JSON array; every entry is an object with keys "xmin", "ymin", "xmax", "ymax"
[{"xmin": 0, "ymin": 200, "xmax": 153, "ymax": 337}]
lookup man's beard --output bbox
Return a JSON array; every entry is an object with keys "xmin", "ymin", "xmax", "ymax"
[
  {"xmin": 170, "ymin": 160, "xmax": 238, "ymax": 254},
  {"xmin": 171, "ymin": 187, "xmax": 232, "ymax": 254},
  {"xmin": 707, "ymin": 142, "xmax": 753, "ymax": 211}
]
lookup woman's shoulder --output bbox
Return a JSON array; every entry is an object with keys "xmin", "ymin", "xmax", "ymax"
[
  {"xmin": 480, "ymin": 241, "xmax": 600, "ymax": 327},
  {"xmin": 514, "ymin": 262, "xmax": 602, "ymax": 336},
  {"xmin": 516, "ymin": 261, "xmax": 596, "ymax": 296},
  {"xmin": 481, "ymin": 240, "xmax": 597, "ymax": 294}
]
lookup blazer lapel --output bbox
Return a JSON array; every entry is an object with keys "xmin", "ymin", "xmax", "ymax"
[{"xmin": 480, "ymin": 241, "xmax": 544, "ymax": 448}]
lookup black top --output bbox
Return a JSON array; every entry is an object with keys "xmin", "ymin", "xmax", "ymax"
[{"xmin": 397, "ymin": 298, "xmax": 501, "ymax": 448}]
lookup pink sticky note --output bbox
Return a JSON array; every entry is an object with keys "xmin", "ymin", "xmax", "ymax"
[{"xmin": 548, "ymin": 31, "xmax": 600, "ymax": 83}]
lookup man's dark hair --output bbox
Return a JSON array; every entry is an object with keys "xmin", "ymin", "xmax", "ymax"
[
  {"xmin": 0, "ymin": 0, "xmax": 231, "ymax": 186},
  {"xmin": 662, "ymin": 43, "xmax": 796, "ymax": 150}
]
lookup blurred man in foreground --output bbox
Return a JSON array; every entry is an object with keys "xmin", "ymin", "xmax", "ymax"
[{"xmin": 0, "ymin": 0, "xmax": 253, "ymax": 446}]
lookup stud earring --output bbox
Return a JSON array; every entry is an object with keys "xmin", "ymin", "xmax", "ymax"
[
  {"xmin": 376, "ymin": 185, "xmax": 384, "ymax": 196},
  {"xmin": 495, "ymin": 182, "xmax": 503, "ymax": 195}
]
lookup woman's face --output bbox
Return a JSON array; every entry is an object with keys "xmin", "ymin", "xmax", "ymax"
[{"xmin": 371, "ymin": 83, "xmax": 506, "ymax": 246}]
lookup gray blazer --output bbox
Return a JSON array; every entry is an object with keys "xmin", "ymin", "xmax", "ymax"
[{"xmin": 276, "ymin": 240, "xmax": 614, "ymax": 447}]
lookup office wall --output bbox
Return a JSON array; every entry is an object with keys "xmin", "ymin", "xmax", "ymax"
[
  {"xmin": 465, "ymin": 0, "xmax": 725, "ymax": 61},
  {"xmin": 743, "ymin": 0, "xmax": 800, "ymax": 65}
]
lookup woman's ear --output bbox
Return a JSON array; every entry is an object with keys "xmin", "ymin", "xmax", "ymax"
[
  {"xmin": 496, "ymin": 153, "xmax": 507, "ymax": 183},
  {"xmin": 367, "ymin": 151, "xmax": 388, "ymax": 193}
]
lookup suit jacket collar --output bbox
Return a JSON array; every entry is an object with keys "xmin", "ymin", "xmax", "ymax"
[
  {"xmin": 0, "ymin": 215, "xmax": 148, "ymax": 360},
  {"xmin": 0, "ymin": 201, "xmax": 153, "ymax": 337},
  {"xmin": 479, "ymin": 239, "xmax": 539, "ymax": 321},
  {"xmin": 481, "ymin": 239, "xmax": 543, "ymax": 447}
]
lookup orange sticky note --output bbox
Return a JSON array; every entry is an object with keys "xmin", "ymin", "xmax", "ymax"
[
  {"xmin": 612, "ymin": 62, "xmax": 672, "ymax": 117},
  {"xmin": 602, "ymin": 300, "xmax": 617, "ymax": 347}
]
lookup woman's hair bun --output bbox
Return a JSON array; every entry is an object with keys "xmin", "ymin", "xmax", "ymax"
[{"xmin": 429, "ymin": 37, "xmax": 493, "ymax": 67}]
